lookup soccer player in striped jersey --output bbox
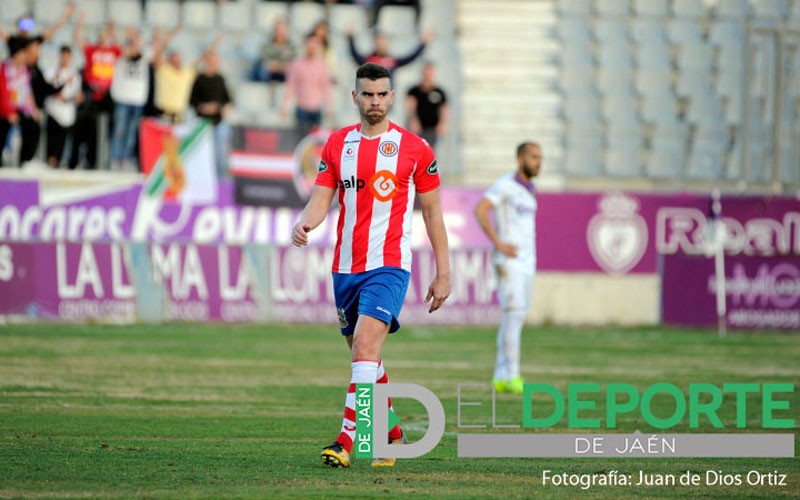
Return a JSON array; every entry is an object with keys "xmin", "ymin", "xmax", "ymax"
[
  {"xmin": 291, "ymin": 62, "xmax": 451, "ymax": 468},
  {"xmin": 473, "ymin": 142, "xmax": 541, "ymax": 394}
]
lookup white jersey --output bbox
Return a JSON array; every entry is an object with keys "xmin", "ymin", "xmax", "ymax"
[{"xmin": 482, "ymin": 172, "xmax": 537, "ymax": 274}]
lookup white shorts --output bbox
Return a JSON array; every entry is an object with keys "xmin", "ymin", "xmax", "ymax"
[{"xmin": 495, "ymin": 264, "xmax": 535, "ymax": 312}]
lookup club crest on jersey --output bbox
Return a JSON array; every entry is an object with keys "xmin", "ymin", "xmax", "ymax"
[
  {"xmin": 426, "ymin": 160, "xmax": 438, "ymax": 175},
  {"xmin": 369, "ymin": 170, "xmax": 399, "ymax": 202},
  {"xmin": 344, "ymin": 145, "xmax": 355, "ymax": 158},
  {"xmin": 318, "ymin": 160, "xmax": 328, "ymax": 173},
  {"xmin": 379, "ymin": 141, "xmax": 399, "ymax": 157},
  {"xmin": 339, "ymin": 175, "xmax": 366, "ymax": 191}
]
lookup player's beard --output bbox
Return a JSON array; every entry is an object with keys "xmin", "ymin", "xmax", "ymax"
[
  {"xmin": 522, "ymin": 163, "xmax": 539, "ymax": 179},
  {"xmin": 362, "ymin": 108, "xmax": 387, "ymax": 125}
]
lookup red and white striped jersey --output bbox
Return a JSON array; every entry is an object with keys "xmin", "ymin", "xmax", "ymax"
[{"xmin": 315, "ymin": 121, "xmax": 440, "ymax": 273}]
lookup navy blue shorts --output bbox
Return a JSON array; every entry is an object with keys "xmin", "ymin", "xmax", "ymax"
[{"xmin": 332, "ymin": 267, "xmax": 411, "ymax": 336}]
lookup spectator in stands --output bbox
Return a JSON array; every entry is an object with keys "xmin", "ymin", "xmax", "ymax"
[
  {"xmin": 190, "ymin": 49, "xmax": 233, "ymax": 176},
  {"xmin": 280, "ymin": 34, "xmax": 333, "ymax": 136},
  {"xmin": 44, "ymin": 46, "xmax": 83, "ymax": 168},
  {"xmin": 347, "ymin": 28, "xmax": 433, "ymax": 78},
  {"xmin": 72, "ymin": 16, "xmax": 121, "ymax": 170},
  {"xmin": 0, "ymin": 3, "xmax": 74, "ymax": 45},
  {"xmin": 110, "ymin": 29, "xmax": 152, "ymax": 171},
  {"xmin": 251, "ymin": 18, "xmax": 295, "ymax": 83},
  {"xmin": 0, "ymin": 37, "xmax": 41, "ymax": 167},
  {"xmin": 154, "ymin": 31, "xmax": 219, "ymax": 123},
  {"xmin": 406, "ymin": 62, "xmax": 448, "ymax": 148}
]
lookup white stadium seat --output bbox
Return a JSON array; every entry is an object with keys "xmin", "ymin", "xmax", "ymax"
[
  {"xmin": 289, "ymin": 2, "xmax": 326, "ymax": 38},
  {"xmin": 73, "ymin": 0, "xmax": 107, "ymax": 26},
  {"xmin": 377, "ymin": 5, "xmax": 417, "ymax": 35},
  {"xmin": 106, "ymin": 0, "xmax": 143, "ymax": 28},
  {"xmin": 220, "ymin": 1, "xmax": 252, "ymax": 32},
  {"xmin": 632, "ymin": 0, "xmax": 668, "ymax": 17},
  {"xmin": 181, "ymin": 0, "xmax": 216, "ymax": 30},
  {"xmin": 594, "ymin": 0, "xmax": 629, "ymax": 17},
  {"xmin": 672, "ymin": 0, "xmax": 707, "ymax": 19},
  {"xmin": 146, "ymin": 0, "xmax": 180, "ymax": 28},
  {"xmin": 558, "ymin": 0, "xmax": 592, "ymax": 16},
  {"xmin": 254, "ymin": 2, "xmax": 290, "ymax": 32}
]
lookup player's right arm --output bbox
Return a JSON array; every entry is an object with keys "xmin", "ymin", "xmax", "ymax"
[
  {"xmin": 292, "ymin": 185, "xmax": 336, "ymax": 247},
  {"xmin": 474, "ymin": 196, "xmax": 518, "ymax": 258}
]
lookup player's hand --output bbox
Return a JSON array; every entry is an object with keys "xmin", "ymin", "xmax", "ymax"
[
  {"xmin": 496, "ymin": 242, "xmax": 518, "ymax": 258},
  {"xmin": 425, "ymin": 275, "xmax": 451, "ymax": 313},
  {"xmin": 292, "ymin": 222, "xmax": 312, "ymax": 247}
]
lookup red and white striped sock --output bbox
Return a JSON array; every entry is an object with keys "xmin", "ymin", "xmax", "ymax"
[
  {"xmin": 377, "ymin": 358, "xmax": 403, "ymax": 441},
  {"xmin": 337, "ymin": 360, "xmax": 378, "ymax": 453}
]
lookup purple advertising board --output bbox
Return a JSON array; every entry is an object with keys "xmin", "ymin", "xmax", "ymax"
[
  {"xmin": 0, "ymin": 241, "xmax": 500, "ymax": 325},
  {"xmin": 3, "ymin": 178, "xmax": 798, "ymax": 275},
  {"xmin": 662, "ymin": 254, "xmax": 800, "ymax": 329}
]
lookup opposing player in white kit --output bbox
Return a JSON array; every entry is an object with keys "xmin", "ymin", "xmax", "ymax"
[{"xmin": 473, "ymin": 142, "xmax": 541, "ymax": 394}]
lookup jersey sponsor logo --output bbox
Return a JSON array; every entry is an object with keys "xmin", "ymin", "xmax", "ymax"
[
  {"xmin": 318, "ymin": 160, "xmax": 328, "ymax": 173},
  {"xmin": 339, "ymin": 175, "xmax": 366, "ymax": 191},
  {"xmin": 369, "ymin": 170, "xmax": 399, "ymax": 202},
  {"xmin": 426, "ymin": 159, "xmax": 438, "ymax": 175},
  {"xmin": 379, "ymin": 141, "xmax": 399, "ymax": 157}
]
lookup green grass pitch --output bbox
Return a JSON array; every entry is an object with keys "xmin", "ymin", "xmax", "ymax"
[{"xmin": 0, "ymin": 323, "xmax": 798, "ymax": 498}]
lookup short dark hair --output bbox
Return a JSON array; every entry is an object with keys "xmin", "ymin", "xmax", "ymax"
[
  {"xmin": 59, "ymin": 45, "xmax": 71, "ymax": 54},
  {"xmin": 356, "ymin": 62, "xmax": 391, "ymax": 86},
  {"xmin": 517, "ymin": 141, "xmax": 541, "ymax": 157}
]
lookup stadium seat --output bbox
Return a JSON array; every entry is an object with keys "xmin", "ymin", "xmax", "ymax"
[
  {"xmin": 597, "ymin": 69, "xmax": 635, "ymax": 97},
  {"xmin": 603, "ymin": 96, "xmax": 640, "ymax": 127},
  {"xmin": 220, "ymin": 1, "xmax": 252, "ymax": 32},
  {"xmin": 605, "ymin": 127, "xmax": 643, "ymax": 176},
  {"xmin": 630, "ymin": 19, "xmax": 666, "ymax": 44},
  {"xmin": 632, "ymin": 0, "xmax": 668, "ymax": 17},
  {"xmin": 676, "ymin": 43, "xmax": 714, "ymax": 71},
  {"xmin": 0, "ymin": 0, "xmax": 28, "ymax": 24},
  {"xmin": 594, "ymin": 18, "xmax": 629, "ymax": 46},
  {"xmin": 687, "ymin": 138, "xmax": 726, "ymax": 179},
  {"xmin": 598, "ymin": 45, "xmax": 634, "ymax": 70},
  {"xmin": 676, "ymin": 70, "xmax": 713, "ymax": 98},
  {"xmin": 594, "ymin": 0, "xmax": 629, "ymax": 17},
  {"xmin": 666, "ymin": 19, "xmax": 703, "ymax": 44},
  {"xmin": 377, "ymin": 6, "xmax": 417, "ymax": 35},
  {"xmin": 561, "ymin": 43, "xmax": 594, "ymax": 68},
  {"xmin": 254, "ymin": 2, "xmax": 289, "ymax": 32},
  {"xmin": 715, "ymin": 0, "xmax": 750, "ymax": 19},
  {"xmin": 635, "ymin": 42, "xmax": 672, "ymax": 70},
  {"xmin": 647, "ymin": 141, "xmax": 686, "ymax": 177},
  {"xmin": 560, "ymin": 68, "xmax": 596, "ymax": 95},
  {"xmin": 233, "ymin": 83, "xmax": 274, "ymax": 121},
  {"xmin": 751, "ymin": 0, "xmax": 789, "ymax": 21},
  {"xmin": 709, "ymin": 20, "xmax": 745, "ymax": 45},
  {"xmin": 181, "ymin": 1, "xmax": 216, "ymax": 31},
  {"xmin": 672, "ymin": 0, "xmax": 707, "ymax": 19},
  {"xmin": 288, "ymin": 2, "xmax": 326, "ymax": 39},
  {"xmin": 565, "ymin": 133, "xmax": 604, "ymax": 175},
  {"xmin": 717, "ymin": 46, "xmax": 746, "ymax": 73},
  {"xmin": 687, "ymin": 96, "xmax": 724, "ymax": 126},
  {"xmin": 558, "ymin": 0, "xmax": 593, "ymax": 16},
  {"xmin": 106, "ymin": 0, "xmax": 143, "ymax": 28},
  {"xmin": 641, "ymin": 96, "xmax": 680, "ymax": 125},
  {"xmin": 330, "ymin": 3, "xmax": 369, "ymax": 36},
  {"xmin": 73, "ymin": 0, "xmax": 107, "ymax": 26},
  {"xmin": 564, "ymin": 97, "xmax": 603, "ymax": 127},
  {"xmin": 146, "ymin": 0, "xmax": 180, "ymax": 28},
  {"xmin": 558, "ymin": 17, "xmax": 592, "ymax": 43},
  {"xmin": 635, "ymin": 70, "xmax": 673, "ymax": 99},
  {"xmin": 33, "ymin": 0, "xmax": 67, "ymax": 25}
]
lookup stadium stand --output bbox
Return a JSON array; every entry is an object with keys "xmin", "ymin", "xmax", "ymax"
[{"xmin": 1, "ymin": 0, "xmax": 797, "ymax": 192}]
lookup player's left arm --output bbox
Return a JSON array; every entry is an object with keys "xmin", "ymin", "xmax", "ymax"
[{"xmin": 418, "ymin": 187, "xmax": 451, "ymax": 313}]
